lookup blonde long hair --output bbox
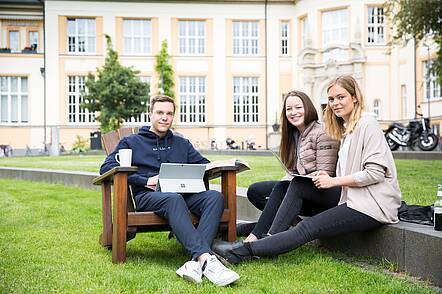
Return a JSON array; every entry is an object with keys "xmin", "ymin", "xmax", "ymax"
[{"xmin": 324, "ymin": 75, "xmax": 365, "ymax": 140}]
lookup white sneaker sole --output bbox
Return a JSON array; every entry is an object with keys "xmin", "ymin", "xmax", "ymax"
[
  {"xmin": 214, "ymin": 273, "xmax": 240, "ymax": 287},
  {"xmin": 182, "ymin": 273, "xmax": 202, "ymax": 284}
]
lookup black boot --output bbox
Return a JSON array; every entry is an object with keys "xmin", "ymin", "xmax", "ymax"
[{"xmin": 212, "ymin": 240, "xmax": 257, "ymax": 265}]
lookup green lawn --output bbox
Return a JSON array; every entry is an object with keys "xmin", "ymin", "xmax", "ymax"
[
  {"xmin": 0, "ymin": 154, "xmax": 441, "ymax": 205},
  {"xmin": 0, "ymin": 178, "xmax": 437, "ymax": 293}
]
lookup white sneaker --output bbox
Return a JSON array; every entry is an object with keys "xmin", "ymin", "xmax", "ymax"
[
  {"xmin": 176, "ymin": 260, "xmax": 202, "ymax": 284},
  {"xmin": 202, "ymin": 255, "xmax": 240, "ymax": 286}
]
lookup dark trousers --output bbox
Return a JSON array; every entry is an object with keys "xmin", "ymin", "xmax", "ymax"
[
  {"xmin": 252, "ymin": 179, "xmax": 341, "ymax": 238},
  {"xmin": 250, "ymin": 203, "xmax": 382, "ymax": 257},
  {"xmin": 247, "ymin": 180, "xmax": 277, "ymax": 211},
  {"xmin": 136, "ymin": 190, "xmax": 224, "ymax": 259}
]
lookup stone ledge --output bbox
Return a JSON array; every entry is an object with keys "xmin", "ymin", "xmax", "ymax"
[
  {"xmin": 319, "ymin": 222, "xmax": 442, "ymax": 287},
  {"xmin": 0, "ymin": 166, "xmax": 261, "ymax": 221}
]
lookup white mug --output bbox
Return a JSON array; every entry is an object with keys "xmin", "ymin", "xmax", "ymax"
[{"xmin": 115, "ymin": 149, "xmax": 132, "ymax": 167}]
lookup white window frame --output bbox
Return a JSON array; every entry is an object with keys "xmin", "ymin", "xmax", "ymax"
[
  {"xmin": 367, "ymin": 6, "xmax": 386, "ymax": 45},
  {"xmin": 123, "ymin": 19, "xmax": 152, "ymax": 55},
  {"xmin": 232, "ymin": 21, "xmax": 259, "ymax": 56},
  {"xmin": 424, "ymin": 60, "xmax": 441, "ymax": 100},
  {"xmin": 178, "ymin": 20, "xmax": 205, "ymax": 55},
  {"xmin": 0, "ymin": 76, "xmax": 28, "ymax": 124},
  {"xmin": 300, "ymin": 16, "xmax": 308, "ymax": 48},
  {"xmin": 373, "ymin": 99, "xmax": 381, "ymax": 119},
  {"xmin": 179, "ymin": 76, "xmax": 206, "ymax": 124},
  {"xmin": 67, "ymin": 18, "xmax": 96, "ymax": 54},
  {"xmin": 68, "ymin": 76, "xmax": 95, "ymax": 124},
  {"xmin": 233, "ymin": 77, "xmax": 259, "ymax": 124},
  {"xmin": 9, "ymin": 31, "xmax": 20, "ymax": 52},
  {"xmin": 322, "ymin": 9, "xmax": 348, "ymax": 47},
  {"xmin": 29, "ymin": 31, "xmax": 39, "ymax": 49},
  {"xmin": 280, "ymin": 21, "xmax": 289, "ymax": 56},
  {"xmin": 126, "ymin": 76, "xmax": 151, "ymax": 124}
]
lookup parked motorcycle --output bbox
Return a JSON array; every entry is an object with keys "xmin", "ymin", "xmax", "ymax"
[
  {"xmin": 226, "ymin": 138, "xmax": 240, "ymax": 150},
  {"xmin": 384, "ymin": 116, "xmax": 439, "ymax": 151}
]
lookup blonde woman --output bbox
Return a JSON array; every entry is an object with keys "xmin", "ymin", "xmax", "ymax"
[{"xmin": 213, "ymin": 75, "xmax": 401, "ymax": 263}]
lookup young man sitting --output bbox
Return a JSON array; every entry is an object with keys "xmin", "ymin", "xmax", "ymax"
[{"xmin": 100, "ymin": 95, "xmax": 239, "ymax": 286}]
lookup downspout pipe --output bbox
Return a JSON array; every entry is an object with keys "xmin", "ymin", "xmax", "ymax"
[
  {"xmin": 38, "ymin": 0, "xmax": 46, "ymax": 152},
  {"xmin": 264, "ymin": 0, "xmax": 268, "ymax": 149}
]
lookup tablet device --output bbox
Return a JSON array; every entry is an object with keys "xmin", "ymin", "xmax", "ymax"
[
  {"xmin": 270, "ymin": 150, "xmax": 312, "ymax": 180},
  {"xmin": 158, "ymin": 163, "xmax": 207, "ymax": 193}
]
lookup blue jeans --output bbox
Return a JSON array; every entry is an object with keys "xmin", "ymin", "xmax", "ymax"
[
  {"xmin": 249, "ymin": 203, "xmax": 382, "ymax": 257},
  {"xmin": 136, "ymin": 190, "xmax": 224, "ymax": 259}
]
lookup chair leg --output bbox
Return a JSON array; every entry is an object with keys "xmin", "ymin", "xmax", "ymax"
[
  {"xmin": 100, "ymin": 183, "xmax": 112, "ymax": 248},
  {"xmin": 112, "ymin": 173, "xmax": 128, "ymax": 263},
  {"xmin": 222, "ymin": 170, "xmax": 237, "ymax": 242}
]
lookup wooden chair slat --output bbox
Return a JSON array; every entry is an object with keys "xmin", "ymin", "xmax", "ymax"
[
  {"xmin": 101, "ymin": 131, "xmax": 120, "ymax": 155},
  {"xmin": 117, "ymin": 127, "xmax": 135, "ymax": 139}
]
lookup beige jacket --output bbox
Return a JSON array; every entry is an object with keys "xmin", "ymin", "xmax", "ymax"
[
  {"xmin": 283, "ymin": 121, "xmax": 339, "ymax": 180},
  {"xmin": 338, "ymin": 114, "xmax": 401, "ymax": 224}
]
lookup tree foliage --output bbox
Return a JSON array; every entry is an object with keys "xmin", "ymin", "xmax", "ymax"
[
  {"xmin": 82, "ymin": 35, "xmax": 150, "ymax": 132},
  {"xmin": 155, "ymin": 40, "xmax": 175, "ymax": 98},
  {"xmin": 386, "ymin": 0, "xmax": 442, "ymax": 83}
]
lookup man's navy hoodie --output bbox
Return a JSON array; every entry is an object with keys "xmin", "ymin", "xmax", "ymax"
[{"xmin": 100, "ymin": 126, "xmax": 209, "ymax": 196}]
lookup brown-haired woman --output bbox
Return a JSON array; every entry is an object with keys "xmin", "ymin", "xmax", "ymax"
[
  {"xmin": 242, "ymin": 90, "xmax": 339, "ymax": 243},
  {"xmin": 213, "ymin": 76, "xmax": 401, "ymax": 264}
]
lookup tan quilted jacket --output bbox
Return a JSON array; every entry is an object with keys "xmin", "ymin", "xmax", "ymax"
[{"xmin": 283, "ymin": 121, "xmax": 339, "ymax": 180}]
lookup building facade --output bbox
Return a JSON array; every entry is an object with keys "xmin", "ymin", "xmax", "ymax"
[{"xmin": 0, "ymin": 0, "xmax": 441, "ymax": 152}]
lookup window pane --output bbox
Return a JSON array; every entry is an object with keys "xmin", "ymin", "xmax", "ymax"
[
  {"xmin": 21, "ymin": 95, "xmax": 28, "ymax": 122},
  {"xmin": 179, "ymin": 20, "xmax": 205, "ymax": 55},
  {"xmin": 1, "ymin": 95, "xmax": 7, "ymax": 122},
  {"xmin": 21, "ymin": 77, "xmax": 28, "ymax": 92},
  {"xmin": 0, "ymin": 77, "xmax": 7, "ymax": 92},
  {"xmin": 11, "ymin": 95, "xmax": 18, "ymax": 122},
  {"xmin": 10, "ymin": 31, "xmax": 19, "ymax": 52},
  {"xmin": 10, "ymin": 77, "xmax": 18, "ymax": 92},
  {"xmin": 29, "ymin": 31, "xmax": 39, "ymax": 48}
]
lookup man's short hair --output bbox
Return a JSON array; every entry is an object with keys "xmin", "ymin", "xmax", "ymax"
[{"xmin": 150, "ymin": 95, "xmax": 176, "ymax": 113}]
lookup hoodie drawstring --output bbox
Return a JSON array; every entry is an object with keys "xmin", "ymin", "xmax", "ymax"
[{"xmin": 156, "ymin": 137, "xmax": 161, "ymax": 161}]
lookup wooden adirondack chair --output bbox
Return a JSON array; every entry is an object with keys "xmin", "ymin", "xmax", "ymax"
[{"xmin": 93, "ymin": 127, "xmax": 239, "ymax": 263}]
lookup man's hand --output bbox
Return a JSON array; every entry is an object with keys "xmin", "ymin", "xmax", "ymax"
[{"xmin": 146, "ymin": 175, "xmax": 159, "ymax": 190}]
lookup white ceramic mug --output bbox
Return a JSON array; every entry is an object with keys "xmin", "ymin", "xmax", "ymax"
[{"xmin": 115, "ymin": 149, "xmax": 132, "ymax": 167}]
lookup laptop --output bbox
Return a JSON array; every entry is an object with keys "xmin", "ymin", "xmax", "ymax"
[
  {"xmin": 158, "ymin": 163, "xmax": 207, "ymax": 193},
  {"xmin": 270, "ymin": 150, "xmax": 312, "ymax": 180}
]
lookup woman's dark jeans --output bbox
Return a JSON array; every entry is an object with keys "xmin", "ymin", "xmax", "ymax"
[
  {"xmin": 252, "ymin": 179, "xmax": 341, "ymax": 238},
  {"xmin": 249, "ymin": 203, "xmax": 382, "ymax": 257}
]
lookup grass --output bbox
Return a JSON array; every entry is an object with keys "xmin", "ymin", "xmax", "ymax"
[
  {"xmin": 0, "ymin": 154, "xmax": 441, "ymax": 205},
  {"xmin": 0, "ymin": 178, "xmax": 437, "ymax": 293}
]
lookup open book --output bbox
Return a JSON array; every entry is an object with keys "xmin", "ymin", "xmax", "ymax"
[{"xmin": 205, "ymin": 158, "xmax": 250, "ymax": 180}]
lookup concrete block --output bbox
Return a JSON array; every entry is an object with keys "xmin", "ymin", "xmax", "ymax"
[
  {"xmin": 319, "ymin": 225, "xmax": 405, "ymax": 267},
  {"xmin": 402, "ymin": 223, "xmax": 442, "ymax": 285}
]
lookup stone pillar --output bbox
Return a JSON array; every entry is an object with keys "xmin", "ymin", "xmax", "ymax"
[{"xmin": 49, "ymin": 127, "xmax": 60, "ymax": 156}]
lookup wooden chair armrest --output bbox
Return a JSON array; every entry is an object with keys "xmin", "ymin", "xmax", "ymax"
[
  {"xmin": 93, "ymin": 166, "xmax": 138, "ymax": 185},
  {"xmin": 205, "ymin": 165, "xmax": 238, "ymax": 181}
]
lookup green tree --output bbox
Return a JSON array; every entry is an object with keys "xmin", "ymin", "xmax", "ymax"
[
  {"xmin": 386, "ymin": 0, "xmax": 442, "ymax": 83},
  {"xmin": 155, "ymin": 40, "xmax": 175, "ymax": 98},
  {"xmin": 82, "ymin": 35, "xmax": 150, "ymax": 132}
]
